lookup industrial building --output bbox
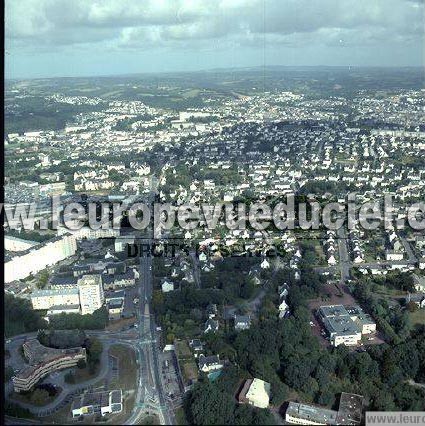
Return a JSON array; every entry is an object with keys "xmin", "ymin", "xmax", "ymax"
[
  {"xmin": 317, "ymin": 305, "xmax": 376, "ymax": 347},
  {"xmin": 285, "ymin": 393, "xmax": 363, "ymax": 425}
]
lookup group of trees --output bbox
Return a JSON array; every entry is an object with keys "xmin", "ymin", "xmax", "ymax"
[
  {"xmin": 48, "ymin": 306, "xmax": 109, "ymax": 330},
  {"xmin": 352, "ymin": 279, "xmax": 412, "ymax": 344},
  {"xmin": 5, "ymin": 294, "xmax": 47, "ymax": 337},
  {"xmin": 4, "ymin": 401, "xmax": 34, "ymax": 419},
  {"xmin": 37, "ymin": 329, "xmax": 87, "ymax": 349},
  {"xmin": 184, "ymin": 260, "xmax": 425, "ymax": 422},
  {"xmin": 379, "ymin": 273, "xmax": 416, "ymax": 293},
  {"xmin": 201, "ymin": 257, "xmax": 259, "ymax": 301},
  {"xmin": 5, "ymin": 294, "xmax": 109, "ymax": 338},
  {"xmin": 184, "ymin": 367, "xmax": 276, "ymax": 425}
]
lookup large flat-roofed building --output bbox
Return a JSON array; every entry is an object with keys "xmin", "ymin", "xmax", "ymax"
[
  {"xmin": 5, "ymin": 235, "xmax": 39, "ymax": 252},
  {"xmin": 317, "ymin": 305, "xmax": 376, "ymax": 347},
  {"xmin": 71, "ymin": 389, "xmax": 123, "ymax": 418},
  {"xmin": 285, "ymin": 393, "xmax": 363, "ymax": 425},
  {"xmin": 344, "ymin": 305, "xmax": 377, "ymax": 335},
  {"xmin": 336, "ymin": 393, "xmax": 364, "ymax": 425},
  {"xmin": 285, "ymin": 401, "xmax": 338, "ymax": 425},
  {"xmin": 5, "ymin": 234, "xmax": 77, "ymax": 283},
  {"xmin": 12, "ymin": 339, "xmax": 86, "ymax": 392},
  {"xmin": 31, "ymin": 288, "xmax": 80, "ymax": 311},
  {"xmin": 238, "ymin": 378, "xmax": 271, "ymax": 409},
  {"xmin": 78, "ymin": 274, "xmax": 105, "ymax": 315}
]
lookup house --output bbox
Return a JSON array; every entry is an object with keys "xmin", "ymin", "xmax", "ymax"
[
  {"xmin": 260, "ymin": 258, "xmax": 270, "ymax": 269},
  {"xmin": 406, "ymin": 293, "xmax": 425, "ymax": 309},
  {"xmin": 204, "ymin": 318, "xmax": 219, "ymax": 334},
  {"xmin": 189, "ymin": 339, "xmax": 204, "ymax": 356},
  {"xmin": 206, "ymin": 303, "xmax": 218, "ymax": 318},
  {"xmin": 385, "ymin": 250, "xmax": 404, "ymax": 261},
  {"xmin": 161, "ymin": 279, "xmax": 174, "ymax": 293},
  {"xmin": 107, "ymin": 298, "xmax": 124, "ymax": 319},
  {"xmin": 234, "ymin": 315, "xmax": 251, "ymax": 331},
  {"xmin": 285, "ymin": 393, "xmax": 363, "ymax": 425},
  {"xmin": 278, "ymin": 284, "xmax": 289, "ymax": 299},
  {"xmin": 278, "ymin": 300, "xmax": 289, "ymax": 319},
  {"xmin": 198, "ymin": 354, "xmax": 223, "ymax": 373},
  {"xmin": 413, "ymin": 274, "xmax": 425, "ymax": 292},
  {"xmin": 238, "ymin": 378, "xmax": 271, "ymax": 409}
]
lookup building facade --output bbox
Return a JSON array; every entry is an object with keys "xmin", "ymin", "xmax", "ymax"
[
  {"xmin": 78, "ymin": 274, "xmax": 105, "ymax": 315},
  {"xmin": 13, "ymin": 339, "xmax": 86, "ymax": 392}
]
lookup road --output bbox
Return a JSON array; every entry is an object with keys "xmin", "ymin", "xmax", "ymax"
[
  {"xmin": 5, "ymin": 179, "xmax": 174, "ymax": 424},
  {"xmin": 399, "ymin": 235, "xmax": 418, "ymax": 264},
  {"xmin": 189, "ymin": 250, "xmax": 201, "ymax": 289},
  {"xmin": 337, "ymin": 226, "xmax": 351, "ymax": 284},
  {"xmin": 126, "ymin": 186, "xmax": 175, "ymax": 425},
  {"xmin": 6, "ymin": 335, "xmax": 139, "ymax": 417}
]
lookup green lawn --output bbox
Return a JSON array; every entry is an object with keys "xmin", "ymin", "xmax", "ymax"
[{"xmin": 409, "ymin": 309, "xmax": 425, "ymax": 326}]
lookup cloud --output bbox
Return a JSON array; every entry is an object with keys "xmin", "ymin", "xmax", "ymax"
[{"xmin": 5, "ymin": 0, "xmax": 424, "ymax": 53}]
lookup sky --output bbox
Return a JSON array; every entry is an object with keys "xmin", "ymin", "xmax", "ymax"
[{"xmin": 5, "ymin": 0, "xmax": 425, "ymax": 79}]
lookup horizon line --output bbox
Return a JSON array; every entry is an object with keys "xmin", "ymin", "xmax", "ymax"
[{"xmin": 5, "ymin": 64, "xmax": 424, "ymax": 82}]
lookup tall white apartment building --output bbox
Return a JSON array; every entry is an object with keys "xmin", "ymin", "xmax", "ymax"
[
  {"xmin": 5, "ymin": 233, "xmax": 77, "ymax": 283},
  {"xmin": 78, "ymin": 275, "xmax": 105, "ymax": 315}
]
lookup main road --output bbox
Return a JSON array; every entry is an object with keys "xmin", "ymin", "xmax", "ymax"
[{"xmin": 126, "ymin": 184, "xmax": 175, "ymax": 425}]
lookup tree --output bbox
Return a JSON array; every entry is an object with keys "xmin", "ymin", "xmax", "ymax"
[
  {"xmin": 5, "ymin": 294, "xmax": 48, "ymax": 337},
  {"xmin": 317, "ymin": 390, "xmax": 336, "ymax": 407},
  {"xmin": 77, "ymin": 359, "xmax": 87, "ymax": 369},
  {"xmin": 30, "ymin": 388, "xmax": 50, "ymax": 405},
  {"xmin": 187, "ymin": 382, "xmax": 235, "ymax": 425},
  {"xmin": 86, "ymin": 337, "xmax": 103, "ymax": 371},
  {"xmin": 5, "ymin": 366, "xmax": 14, "ymax": 382},
  {"xmin": 64, "ymin": 371, "xmax": 75, "ymax": 384}
]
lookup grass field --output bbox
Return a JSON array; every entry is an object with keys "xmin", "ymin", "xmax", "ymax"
[
  {"xmin": 409, "ymin": 309, "xmax": 425, "ymax": 326},
  {"xmin": 40, "ymin": 401, "xmax": 73, "ymax": 424},
  {"xmin": 108, "ymin": 345, "xmax": 137, "ymax": 391}
]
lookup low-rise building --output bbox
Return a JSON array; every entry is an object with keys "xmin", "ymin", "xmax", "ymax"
[
  {"xmin": 317, "ymin": 305, "xmax": 376, "ymax": 347},
  {"xmin": 13, "ymin": 339, "xmax": 86, "ymax": 392},
  {"xmin": 47, "ymin": 304, "xmax": 81, "ymax": 316},
  {"xmin": 238, "ymin": 378, "xmax": 271, "ymax": 409},
  {"xmin": 285, "ymin": 393, "xmax": 363, "ymax": 425},
  {"xmin": 198, "ymin": 354, "xmax": 223, "ymax": 373},
  {"xmin": 71, "ymin": 389, "xmax": 123, "ymax": 418},
  {"xmin": 107, "ymin": 298, "xmax": 124, "ymax": 319},
  {"xmin": 31, "ymin": 288, "xmax": 80, "ymax": 311},
  {"xmin": 234, "ymin": 314, "xmax": 251, "ymax": 331}
]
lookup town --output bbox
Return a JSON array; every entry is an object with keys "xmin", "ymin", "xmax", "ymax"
[{"xmin": 4, "ymin": 66, "xmax": 425, "ymax": 425}]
